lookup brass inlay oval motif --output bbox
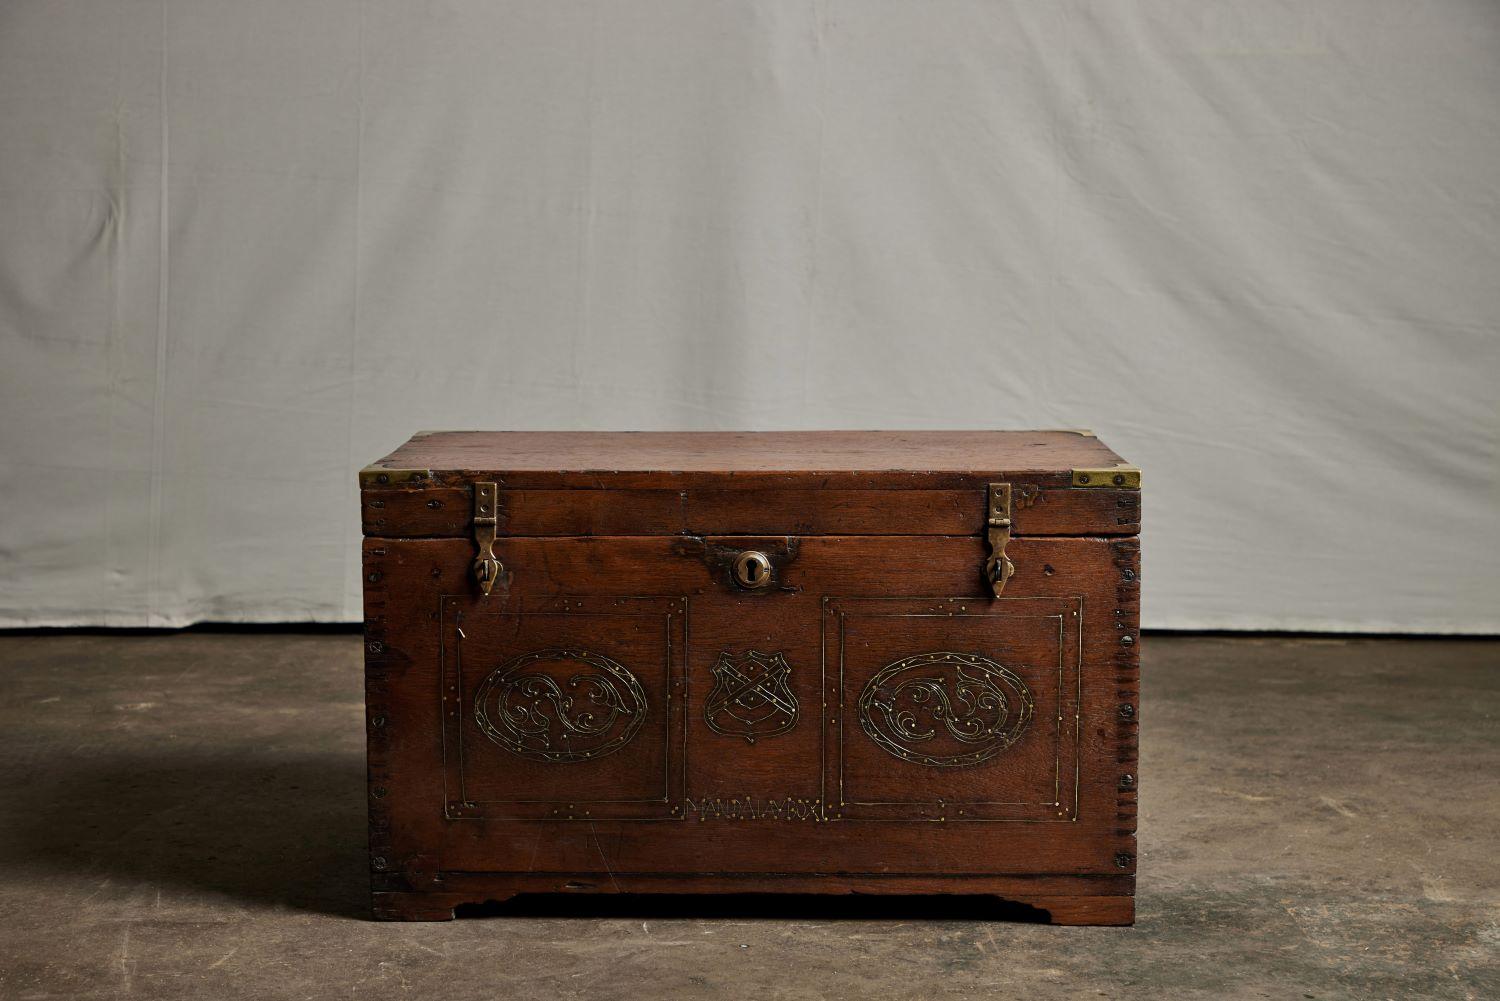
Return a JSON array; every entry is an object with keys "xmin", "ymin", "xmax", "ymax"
[
  {"xmin": 474, "ymin": 648, "xmax": 647, "ymax": 763},
  {"xmin": 857, "ymin": 651, "xmax": 1034, "ymax": 768},
  {"xmin": 703, "ymin": 650, "xmax": 798, "ymax": 743}
]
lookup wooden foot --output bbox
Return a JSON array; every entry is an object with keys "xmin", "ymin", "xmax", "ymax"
[
  {"xmin": 372, "ymin": 891, "xmax": 515, "ymax": 921},
  {"xmin": 370, "ymin": 885, "xmax": 1134, "ymax": 925},
  {"xmin": 1029, "ymin": 894, "xmax": 1134, "ymax": 926}
]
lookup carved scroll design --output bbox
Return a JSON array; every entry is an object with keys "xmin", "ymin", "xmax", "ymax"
[
  {"xmin": 473, "ymin": 648, "xmax": 647, "ymax": 763},
  {"xmin": 703, "ymin": 650, "xmax": 798, "ymax": 743},
  {"xmin": 857, "ymin": 651, "xmax": 1034, "ymax": 768}
]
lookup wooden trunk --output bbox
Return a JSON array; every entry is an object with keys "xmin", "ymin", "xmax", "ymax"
[{"xmin": 359, "ymin": 431, "xmax": 1141, "ymax": 924}]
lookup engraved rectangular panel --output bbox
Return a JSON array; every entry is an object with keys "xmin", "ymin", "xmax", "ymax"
[
  {"xmin": 440, "ymin": 595, "xmax": 687, "ymax": 820},
  {"xmin": 823, "ymin": 596, "xmax": 1082, "ymax": 822}
]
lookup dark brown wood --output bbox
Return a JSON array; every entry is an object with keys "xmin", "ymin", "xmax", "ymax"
[
  {"xmin": 362, "ymin": 485, "xmax": 1140, "ymax": 538},
  {"xmin": 361, "ymin": 431, "xmax": 1140, "ymax": 925}
]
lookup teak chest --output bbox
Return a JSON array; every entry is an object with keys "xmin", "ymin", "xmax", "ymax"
[{"xmin": 359, "ymin": 431, "xmax": 1141, "ymax": 924}]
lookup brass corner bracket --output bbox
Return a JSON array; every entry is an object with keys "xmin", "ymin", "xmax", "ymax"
[
  {"xmin": 984, "ymin": 482, "xmax": 1016, "ymax": 598},
  {"xmin": 359, "ymin": 466, "xmax": 437, "ymax": 488},
  {"xmin": 1072, "ymin": 465, "xmax": 1141, "ymax": 489}
]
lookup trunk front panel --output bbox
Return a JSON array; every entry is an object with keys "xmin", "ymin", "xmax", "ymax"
[{"xmin": 365, "ymin": 534, "xmax": 1139, "ymax": 881}]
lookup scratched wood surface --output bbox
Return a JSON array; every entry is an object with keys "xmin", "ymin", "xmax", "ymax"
[
  {"xmin": 360, "ymin": 432, "xmax": 1140, "ymax": 925},
  {"xmin": 363, "ymin": 429, "xmax": 1131, "ymax": 490}
]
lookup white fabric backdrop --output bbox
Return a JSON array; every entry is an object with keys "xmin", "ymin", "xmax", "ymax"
[{"xmin": 2, "ymin": 1, "xmax": 1497, "ymax": 631}]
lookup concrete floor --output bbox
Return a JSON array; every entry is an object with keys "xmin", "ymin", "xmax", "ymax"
[{"xmin": 0, "ymin": 633, "xmax": 1494, "ymax": 1000}]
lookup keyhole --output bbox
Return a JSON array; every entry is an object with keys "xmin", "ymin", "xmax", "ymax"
[{"xmin": 733, "ymin": 551, "xmax": 773, "ymax": 590}]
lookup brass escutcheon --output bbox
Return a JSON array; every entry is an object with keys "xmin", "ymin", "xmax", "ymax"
[{"xmin": 731, "ymin": 550, "xmax": 774, "ymax": 590}]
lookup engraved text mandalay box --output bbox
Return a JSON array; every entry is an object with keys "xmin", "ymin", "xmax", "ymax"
[{"xmin": 359, "ymin": 431, "xmax": 1141, "ymax": 924}]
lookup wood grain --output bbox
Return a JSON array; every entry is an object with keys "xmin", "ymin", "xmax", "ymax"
[
  {"xmin": 364, "ymin": 430, "xmax": 1133, "ymax": 490},
  {"xmin": 361, "ymin": 484, "xmax": 1141, "ymax": 538}
]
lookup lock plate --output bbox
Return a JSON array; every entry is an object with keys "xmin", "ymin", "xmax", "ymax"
[{"xmin": 731, "ymin": 550, "xmax": 774, "ymax": 590}]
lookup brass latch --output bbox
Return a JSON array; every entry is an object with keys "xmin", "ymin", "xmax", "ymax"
[
  {"xmin": 984, "ymin": 482, "xmax": 1016, "ymax": 598},
  {"xmin": 472, "ymin": 482, "xmax": 504, "ymax": 597}
]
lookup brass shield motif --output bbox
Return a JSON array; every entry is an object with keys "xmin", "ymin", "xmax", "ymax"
[
  {"xmin": 703, "ymin": 650, "xmax": 798, "ymax": 744},
  {"xmin": 858, "ymin": 651, "xmax": 1034, "ymax": 768}
]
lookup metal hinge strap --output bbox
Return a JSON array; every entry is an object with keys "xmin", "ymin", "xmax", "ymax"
[
  {"xmin": 984, "ymin": 482, "xmax": 1016, "ymax": 598},
  {"xmin": 472, "ymin": 482, "xmax": 503, "ymax": 597}
]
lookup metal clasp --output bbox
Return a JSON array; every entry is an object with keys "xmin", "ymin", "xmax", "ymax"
[
  {"xmin": 984, "ymin": 482, "xmax": 1016, "ymax": 598},
  {"xmin": 472, "ymin": 482, "xmax": 504, "ymax": 597}
]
